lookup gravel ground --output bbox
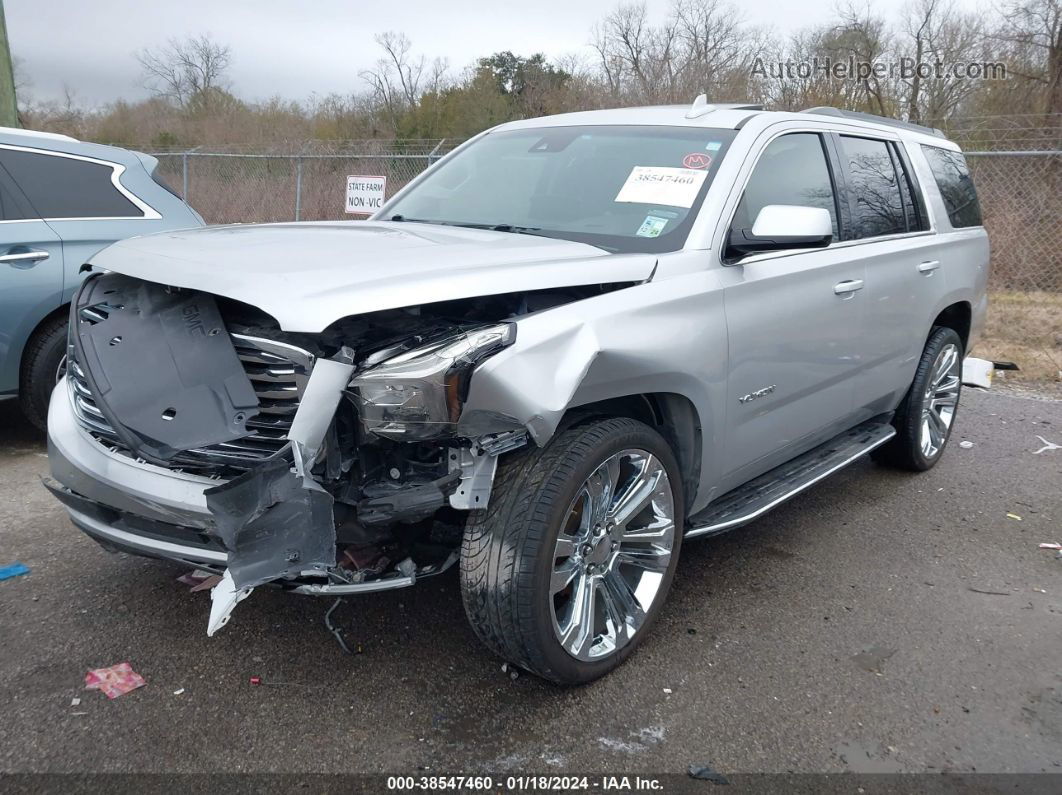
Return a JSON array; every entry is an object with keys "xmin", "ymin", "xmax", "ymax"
[{"xmin": 0, "ymin": 388, "xmax": 1059, "ymax": 777}]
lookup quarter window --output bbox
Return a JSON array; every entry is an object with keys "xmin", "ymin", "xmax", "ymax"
[
  {"xmin": 921, "ymin": 145, "xmax": 983, "ymax": 228},
  {"xmin": 839, "ymin": 136, "xmax": 906, "ymax": 239},
  {"xmin": 0, "ymin": 148, "xmax": 143, "ymax": 219},
  {"xmin": 732, "ymin": 133, "xmax": 839, "ymax": 240}
]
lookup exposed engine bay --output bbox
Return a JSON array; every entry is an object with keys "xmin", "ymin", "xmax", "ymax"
[{"xmin": 57, "ymin": 271, "xmax": 632, "ymax": 632}]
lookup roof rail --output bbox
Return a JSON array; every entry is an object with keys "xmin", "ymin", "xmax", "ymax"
[
  {"xmin": 0, "ymin": 125, "xmax": 78, "ymax": 143},
  {"xmin": 799, "ymin": 107, "xmax": 945, "ymax": 138},
  {"xmin": 686, "ymin": 95, "xmax": 764, "ymax": 119}
]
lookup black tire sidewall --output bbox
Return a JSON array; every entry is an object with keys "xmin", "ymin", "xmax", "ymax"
[
  {"xmin": 899, "ymin": 327, "xmax": 964, "ymax": 470},
  {"xmin": 19, "ymin": 318, "xmax": 68, "ymax": 432},
  {"xmin": 525, "ymin": 420, "xmax": 684, "ymax": 684}
]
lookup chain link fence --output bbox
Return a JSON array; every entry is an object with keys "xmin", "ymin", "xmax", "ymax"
[
  {"xmin": 965, "ymin": 152, "xmax": 1061, "ymax": 384},
  {"xmin": 151, "ymin": 138, "xmax": 1062, "ymax": 384},
  {"xmin": 152, "ymin": 140, "xmax": 456, "ymax": 225}
]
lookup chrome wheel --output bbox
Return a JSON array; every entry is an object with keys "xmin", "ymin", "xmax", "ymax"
[
  {"xmin": 919, "ymin": 342, "xmax": 961, "ymax": 459},
  {"xmin": 549, "ymin": 449, "xmax": 676, "ymax": 661}
]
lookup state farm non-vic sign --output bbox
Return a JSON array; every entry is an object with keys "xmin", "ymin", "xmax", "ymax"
[{"xmin": 345, "ymin": 175, "xmax": 387, "ymax": 214}]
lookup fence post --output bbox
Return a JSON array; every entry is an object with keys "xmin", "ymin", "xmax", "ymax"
[
  {"xmin": 181, "ymin": 152, "xmax": 189, "ymax": 201},
  {"xmin": 428, "ymin": 139, "xmax": 446, "ymax": 166},
  {"xmin": 294, "ymin": 157, "xmax": 303, "ymax": 221}
]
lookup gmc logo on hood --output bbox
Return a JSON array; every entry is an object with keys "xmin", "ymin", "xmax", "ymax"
[{"xmin": 182, "ymin": 303, "xmax": 206, "ymax": 337}]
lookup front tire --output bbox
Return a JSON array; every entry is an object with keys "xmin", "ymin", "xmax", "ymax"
[
  {"xmin": 19, "ymin": 315, "xmax": 68, "ymax": 432},
  {"xmin": 460, "ymin": 417, "xmax": 683, "ymax": 684},
  {"xmin": 874, "ymin": 326, "xmax": 963, "ymax": 471}
]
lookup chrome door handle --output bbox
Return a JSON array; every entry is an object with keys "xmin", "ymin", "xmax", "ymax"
[
  {"xmin": 0, "ymin": 249, "xmax": 50, "ymax": 268},
  {"xmin": 833, "ymin": 279, "xmax": 864, "ymax": 295},
  {"xmin": 917, "ymin": 260, "xmax": 940, "ymax": 274}
]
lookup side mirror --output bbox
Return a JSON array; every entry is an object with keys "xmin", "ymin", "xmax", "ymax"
[{"xmin": 727, "ymin": 204, "xmax": 833, "ymax": 259}]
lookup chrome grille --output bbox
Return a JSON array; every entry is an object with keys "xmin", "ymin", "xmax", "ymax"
[{"xmin": 68, "ymin": 332, "xmax": 315, "ymax": 474}]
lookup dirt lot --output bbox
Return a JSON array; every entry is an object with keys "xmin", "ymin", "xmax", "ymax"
[{"xmin": 1, "ymin": 388, "xmax": 1060, "ymax": 778}]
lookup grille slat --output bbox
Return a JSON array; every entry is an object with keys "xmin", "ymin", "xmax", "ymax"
[{"xmin": 69, "ymin": 333, "xmax": 315, "ymax": 476}]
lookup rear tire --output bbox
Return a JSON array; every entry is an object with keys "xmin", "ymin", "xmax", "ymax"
[
  {"xmin": 874, "ymin": 326, "xmax": 963, "ymax": 471},
  {"xmin": 18, "ymin": 315, "xmax": 68, "ymax": 432},
  {"xmin": 460, "ymin": 417, "xmax": 683, "ymax": 685}
]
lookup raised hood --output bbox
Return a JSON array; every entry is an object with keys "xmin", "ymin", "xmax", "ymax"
[{"xmin": 90, "ymin": 221, "xmax": 657, "ymax": 332}]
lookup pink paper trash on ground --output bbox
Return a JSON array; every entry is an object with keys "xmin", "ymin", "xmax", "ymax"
[{"xmin": 84, "ymin": 663, "xmax": 146, "ymax": 699}]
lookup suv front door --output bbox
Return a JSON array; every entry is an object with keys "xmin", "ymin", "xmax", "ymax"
[{"xmin": 717, "ymin": 130, "xmax": 865, "ymax": 490}]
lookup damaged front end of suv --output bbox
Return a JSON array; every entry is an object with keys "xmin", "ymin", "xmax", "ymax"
[{"xmin": 45, "ymin": 265, "xmax": 628, "ymax": 633}]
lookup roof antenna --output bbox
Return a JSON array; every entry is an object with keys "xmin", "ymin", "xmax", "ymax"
[{"xmin": 685, "ymin": 94, "xmax": 716, "ymax": 119}]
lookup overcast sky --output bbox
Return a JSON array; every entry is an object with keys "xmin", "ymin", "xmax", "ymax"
[{"xmin": 11, "ymin": 0, "xmax": 925, "ymax": 107}]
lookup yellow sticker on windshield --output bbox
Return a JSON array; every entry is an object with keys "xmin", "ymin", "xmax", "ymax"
[{"xmin": 615, "ymin": 167, "xmax": 708, "ymax": 208}]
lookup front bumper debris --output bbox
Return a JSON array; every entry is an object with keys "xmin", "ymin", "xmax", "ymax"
[
  {"xmin": 46, "ymin": 334, "xmax": 458, "ymax": 632},
  {"xmin": 49, "ymin": 272, "xmax": 515, "ymax": 637}
]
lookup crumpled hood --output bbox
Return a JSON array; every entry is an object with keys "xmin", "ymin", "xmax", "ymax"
[{"xmin": 90, "ymin": 221, "xmax": 656, "ymax": 332}]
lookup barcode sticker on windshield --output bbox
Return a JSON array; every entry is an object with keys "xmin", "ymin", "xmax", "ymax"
[{"xmin": 615, "ymin": 167, "xmax": 708, "ymax": 208}]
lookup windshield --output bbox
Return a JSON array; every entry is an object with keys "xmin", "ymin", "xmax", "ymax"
[{"xmin": 384, "ymin": 125, "xmax": 737, "ymax": 254}]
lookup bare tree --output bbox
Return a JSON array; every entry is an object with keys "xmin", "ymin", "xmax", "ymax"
[
  {"xmin": 673, "ymin": 0, "xmax": 751, "ymax": 98},
  {"xmin": 833, "ymin": 3, "xmax": 894, "ymax": 116},
  {"xmin": 592, "ymin": 0, "xmax": 751, "ymax": 104},
  {"xmin": 989, "ymin": 0, "xmax": 1062, "ymax": 121},
  {"xmin": 136, "ymin": 35, "xmax": 232, "ymax": 110},
  {"xmin": 896, "ymin": 0, "xmax": 983, "ymax": 123},
  {"xmin": 360, "ymin": 32, "xmax": 431, "ymax": 132}
]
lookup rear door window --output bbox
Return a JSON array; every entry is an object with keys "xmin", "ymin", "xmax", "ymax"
[
  {"xmin": 839, "ymin": 135, "xmax": 907, "ymax": 239},
  {"xmin": 0, "ymin": 148, "xmax": 144, "ymax": 219},
  {"xmin": 920, "ymin": 145, "xmax": 983, "ymax": 228},
  {"xmin": 0, "ymin": 166, "xmax": 37, "ymax": 220}
]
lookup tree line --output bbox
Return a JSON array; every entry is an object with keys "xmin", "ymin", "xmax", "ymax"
[{"xmin": 18, "ymin": 0, "xmax": 1062, "ymax": 149}]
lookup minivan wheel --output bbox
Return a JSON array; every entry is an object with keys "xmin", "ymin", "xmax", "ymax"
[
  {"xmin": 460, "ymin": 417, "xmax": 683, "ymax": 685},
  {"xmin": 18, "ymin": 315, "xmax": 68, "ymax": 432},
  {"xmin": 874, "ymin": 326, "xmax": 964, "ymax": 471}
]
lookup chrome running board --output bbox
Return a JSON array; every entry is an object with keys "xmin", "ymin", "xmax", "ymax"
[{"xmin": 685, "ymin": 418, "xmax": 896, "ymax": 538}]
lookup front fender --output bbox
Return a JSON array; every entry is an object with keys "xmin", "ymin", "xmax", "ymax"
[{"xmin": 460, "ymin": 270, "xmax": 728, "ymax": 514}]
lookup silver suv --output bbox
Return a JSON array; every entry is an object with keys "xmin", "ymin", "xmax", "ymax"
[{"xmin": 44, "ymin": 101, "xmax": 988, "ymax": 684}]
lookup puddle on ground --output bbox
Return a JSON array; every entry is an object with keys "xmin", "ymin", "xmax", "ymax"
[{"xmin": 852, "ymin": 645, "xmax": 897, "ymax": 674}]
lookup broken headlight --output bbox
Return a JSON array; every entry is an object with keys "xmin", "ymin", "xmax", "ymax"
[{"xmin": 349, "ymin": 324, "xmax": 515, "ymax": 441}]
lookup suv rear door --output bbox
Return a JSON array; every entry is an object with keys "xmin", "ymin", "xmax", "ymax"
[
  {"xmin": 0, "ymin": 164, "xmax": 63, "ymax": 396},
  {"xmin": 831, "ymin": 133, "xmax": 943, "ymax": 420},
  {"xmin": 716, "ymin": 129, "xmax": 865, "ymax": 489}
]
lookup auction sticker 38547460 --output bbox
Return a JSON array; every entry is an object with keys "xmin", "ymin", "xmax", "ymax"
[{"xmin": 614, "ymin": 166, "xmax": 708, "ymax": 208}]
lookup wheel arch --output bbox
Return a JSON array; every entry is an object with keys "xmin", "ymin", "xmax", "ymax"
[
  {"xmin": 930, "ymin": 301, "xmax": 972, "ymax": 351},
  {"xmin": 5, "ymin": 302, "xmax": 69, "ymax": 397},
  {"xmin": 558, "ymin": 392, "xmax": 703, "ymax": 512}
]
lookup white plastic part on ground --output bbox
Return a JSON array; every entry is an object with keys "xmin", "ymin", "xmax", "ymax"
[
  {"xmin": 962, "ymin": 357, "xmax": 994, "ymax": 389},
  {"xmin": 207, "ymin": 569, "xmax": 253, "ymax": 636}
]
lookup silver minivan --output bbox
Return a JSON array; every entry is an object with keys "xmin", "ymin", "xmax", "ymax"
[
  {"xmin": 0, "ymin": 127, "xmax": 202, "ymax": 429},
  {"xmin": 44, "ymin": 101, "xmax": 988, "ymax": 684}
]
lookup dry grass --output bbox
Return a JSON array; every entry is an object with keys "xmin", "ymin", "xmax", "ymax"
[{"xmin": 979, "ymin": 291, "xmax": 1062, "ymax": 383}]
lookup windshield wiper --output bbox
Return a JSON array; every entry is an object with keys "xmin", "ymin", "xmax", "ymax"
[
  {"xmin": 444, "ymin": 222, "xmax": 545, "ymax": 236},
  {"xmin": 489, "ymin": 224, "xmax": 543, "ymax": 235},
  {"xmin": 389, "ymin": 216, "xmax": 545, "ymax": 237}
]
